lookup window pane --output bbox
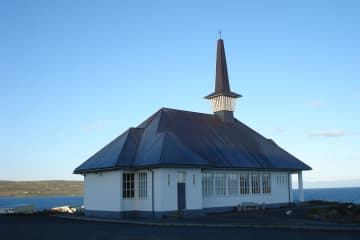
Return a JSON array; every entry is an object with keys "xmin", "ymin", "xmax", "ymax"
[
  {"xmin": 215, "ymin": 172, "xmax": 226, "ymax": 196},
  {"xmin": 177, "ymin": 171, "xmax": 185, "ymax": 183},
  {"xmin": 122, "ymin": 173, "xmax": 135, "ymax": 199},
  {"xmin": 240, "ymin": 174, "xmax": 249, "ymax": 195},
  {"xmin": 228, "ymin": 172, "xmax": 238, "ymax": 195},
  {"xmin": 202, "ymin": 172, "xmax": 213, "ymax": 197},
  {"xmin": 138, "ymin": 172, "xmax": 147, "ymax": 198},
  {"xmin": 262, "ymin": 174, "xmax": 271, "ymax": 194},
  {"xmin": 251, "ymin": 174, "xmax": 260, "ymax": 194}
]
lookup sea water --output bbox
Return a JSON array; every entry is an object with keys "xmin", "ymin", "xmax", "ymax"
[
  {"xmin": 0, "ymin": 187, "xmax": 359, "ymax": 210},
  {"xmin": 293, "ymin": 187, "xmax": 360, "ymax": 204},
  {"xmin": 0, "ymin": 196, "xmax": 83, "ymax": 210}
]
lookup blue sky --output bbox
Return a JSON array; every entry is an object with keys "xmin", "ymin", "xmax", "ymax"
[{"xmin": 0, "ymin": 0, "xmax": 359, "ymax": 187}]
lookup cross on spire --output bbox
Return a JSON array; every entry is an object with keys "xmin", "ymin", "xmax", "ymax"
[{"xmin": 218, "ymin": 30, "xmax": 222, "ymax": 39}]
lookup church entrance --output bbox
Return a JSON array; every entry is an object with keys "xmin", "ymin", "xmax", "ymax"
[{"xmin": 177, "ymin": 171, "xmax": 186, "ymax": 210}]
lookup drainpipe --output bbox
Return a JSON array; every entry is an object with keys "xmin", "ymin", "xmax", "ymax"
[
  {"xmin": 150, "ymin": 169, "xmax": 154, "ymax": 217},
  {"xmin": 288, "ymin": 173, "xmax": 291, "ymax": 204}
]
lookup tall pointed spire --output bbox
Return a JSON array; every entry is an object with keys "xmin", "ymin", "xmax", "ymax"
[
  {"xmin": 205, "ymin": 38, "xmax": 241, "ymax": 99},
  {"xmin": 205, "ymin": 37, "xmax": 241, "ymax": 122}
]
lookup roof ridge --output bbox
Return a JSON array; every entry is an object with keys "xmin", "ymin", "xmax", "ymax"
[
  {"xmin": 136, "ymin": 108, "xmax": 163, "ymax": 128},
  {"xmin": 159, "ymin": 131, "xmax": 207, "ymax": 165},
  {"xmin": 161, "ymin": 107, "xmax": 216, "ymax": 117},
  {"xmin": 115, "ymin": 128, "xmax": 144, "ymax": 167}
]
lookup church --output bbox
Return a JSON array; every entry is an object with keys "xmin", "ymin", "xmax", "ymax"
[{"xmin": 74, "ymin": 37, "xmax": 311, "ymax": 218}]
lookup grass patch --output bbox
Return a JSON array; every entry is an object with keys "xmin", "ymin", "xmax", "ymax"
[
  {"xmin": 306, "ymin": 202, "xmax": 360, "ymax": 224},
  {"xmin": 0, "ymin": 180, "xmax": 83, "ymax": 197}
]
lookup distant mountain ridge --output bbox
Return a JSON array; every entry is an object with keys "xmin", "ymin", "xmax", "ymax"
[{"xmin": 0, "ymin": 180, "xmax": 83, "ymax": 197}]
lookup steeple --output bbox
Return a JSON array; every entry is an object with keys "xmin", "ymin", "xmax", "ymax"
[{"xmin": 205, "ymin": 37, "xmax": 241, "ymax": 123}]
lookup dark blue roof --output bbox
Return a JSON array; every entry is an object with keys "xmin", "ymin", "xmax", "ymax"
[{"xmin": 74, "ymin": 108, "xmax": 311, "ymax": 173}]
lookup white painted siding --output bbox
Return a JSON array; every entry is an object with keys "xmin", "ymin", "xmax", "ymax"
[
  {"xmin": 84, "ymin": 171, "xmax": 122, "ymax": 212},
  {"xmin": 153, "ymin": 168, "xmax": 202, "ymax": 212}
]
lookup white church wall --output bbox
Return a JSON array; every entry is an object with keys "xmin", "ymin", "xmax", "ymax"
[
  {"xmin": 269, "ymin": 172, "xmax": 292, "ymax": 203},
  {"xmin": 153, "ymin": 168, "xmax": 202, "ymax": 212},
  {"xmin": 85, "ymin": 170, "xmax": 153, "ymax": 213},
  {"xmin": 202, "ymin": 171, "xmax": 291, "ymax": 209},
  {"xmin": 185, "ymin": 168, "xmax": 202, "ymax": 210},
  {"xmin": 84, "ymin": 171, "xmax": 122, "ymax": 212},
  {"xmin": 84, "ymin": 169, "xmax": 293, "ymax": 215},
  {"xmin": 153, "ymin": 168, "xmax": 173, "ymax": 211}
]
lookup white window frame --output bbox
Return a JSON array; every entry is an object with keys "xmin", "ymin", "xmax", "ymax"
[
  {"xmin": 202, "ymin": 172, "xmax": 213, "ymax": 197},
  {"xmin": 240, "ymin": 173, "xmax": 250, "ymax": 195},
  {"xmin": 138, "ymin": 172, "xmax": 147, "ymax": 198},
  {"xmin": 177, "ymin": 171, "xmax": 186, "ymax": 183},
  {"xmin": 227, "ymin": 172, "xmax": 239, "ymax": 195},
  {"xmin": 214, "ymin": 172, "xmax": 226, "ymax": 196},
  {"xmin": 251, "ymin": 173, "xmax": 261, "ymax": 194},
  {"xmin": 262, "ymin": 173, "xmax": 271, "ymax": 194},
  {"xmin": 122, "ymin": 172, "xmax": 135, "ymax": 199}
]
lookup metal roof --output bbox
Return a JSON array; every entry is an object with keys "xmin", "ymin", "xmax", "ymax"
[{"xmin": 74, "ymin": 108, "xmax": 311, "ymax": 173}]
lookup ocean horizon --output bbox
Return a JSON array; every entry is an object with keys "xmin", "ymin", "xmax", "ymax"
[
  {"xmin": 293, "ymin": 187, "xmax": 360, "ymax": 204},
  {"xmin": 0, "ymin": 187, "xmax": 359, "ymax": 210}
]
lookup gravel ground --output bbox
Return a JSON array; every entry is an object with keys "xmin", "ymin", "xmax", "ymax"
[{"xmin": 1, "ymin": 214, "xmax": 360, "ymax": 240}]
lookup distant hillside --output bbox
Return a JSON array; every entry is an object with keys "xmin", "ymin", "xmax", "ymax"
[{"xmin": 0, "ymin": 180, "xmax": 83, "ymax": 197}]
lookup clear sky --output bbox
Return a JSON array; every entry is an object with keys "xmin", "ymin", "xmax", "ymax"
[{"xmin": 1, "ymin": 0, "xmax": 359, "ymax": 187}]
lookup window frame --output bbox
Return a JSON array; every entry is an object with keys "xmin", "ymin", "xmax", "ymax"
[
  {"xmin": 177, "ymin": 171, "xmax": 186, "ymax": 183},
  {"xmin": 122, "ymin": 172, "xmax": 135, "ymax": 199},
  {"xmin": 262, "ymin": 173, "xmax": 271, "ymax": 194},
  {"xmin": 202, "ymin": 172, "xmax": 214, "ymax": 197},
  {"xmin": 138, "ymin": 172, "xmax": 147, "ymax": 199},
  {"xmin": 251, "ymin": 173, "xmax": 261, "ymax": 194},
  {"xmin": 214, "ymin": 172, "xmax": 226, "ymax": 196},
  {"xmin": 240, "ymin": 173, "xmax": 250, "ymax": 195},
  {"xmin": 227, "ymin": 172, "xmax": 239, "ymax": 195}
]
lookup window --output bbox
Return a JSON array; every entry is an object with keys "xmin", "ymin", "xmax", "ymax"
[
  {"xmin": 251, "ymin": 174, "xmax": 260, "ymax": 194},
  {"xmin": 240, "ymin": 173, "xmax": 250, "ymax": 195},
  {"xmin": 277, "ymin": 175, "xmax": 288, "ymax": 185},
  {"xmin": 202, "ymin": 172, "xmax": 213, "ymax": 197},
  {"xmin": 214, "ymin": 172, "xmax": 226, "ymax": 196},
  {"xmin": 122, "ymin": 173, "xmax": 134, "ymax": 198},
  {"xmin": 228, "ymin": 172, "xmax": 238, "ymax": 195},
  {"xmin": 193, "ymin": 174, "xmax": 196, "ymax": 185},
  {"xmin": 138, "ymin": 172, "xmax": 147, "ymax": 198},
  {"xmin": 262, "ymin": 174, "xmax": 271, "ymax": 194},
  {"xmin": 177, "ymin": 171, "xmax": 185, "ymax": 183},
  {"xmin": 168, "ymin": 174, "xmax": 170, "ymax": 186},
  {"xmin": 202, "ymin": 171, "xmax": 273, "ymax": 197}
]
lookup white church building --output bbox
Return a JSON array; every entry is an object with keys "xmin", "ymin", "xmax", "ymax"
[{"xmin": 74, "ymin": 38, "xmax": 311, "ymax": 218}]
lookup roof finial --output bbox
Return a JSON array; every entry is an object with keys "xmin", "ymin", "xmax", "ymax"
[{"xmin": 218, "ymin": 29, "xmax": 222, "ymax": 39}]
